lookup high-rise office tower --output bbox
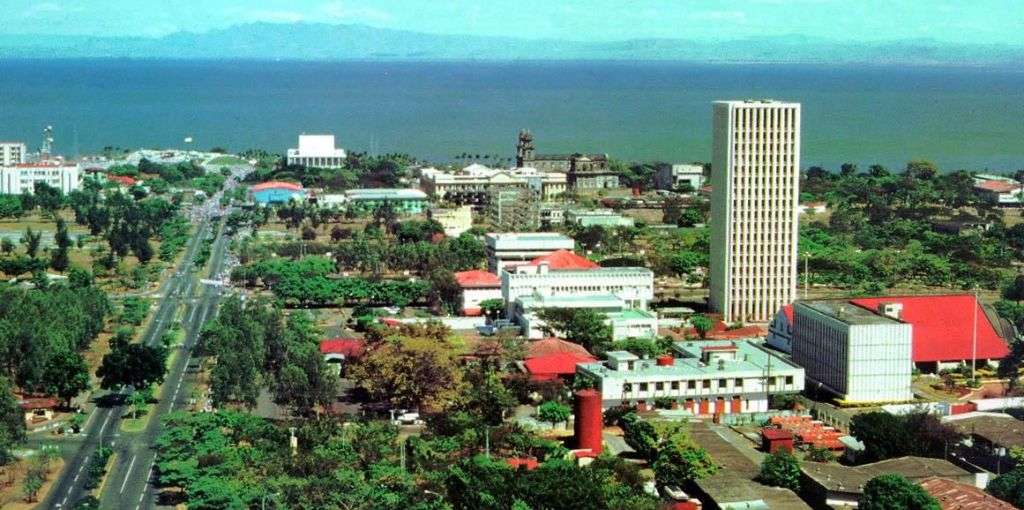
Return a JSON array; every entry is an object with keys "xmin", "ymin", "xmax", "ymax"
[{"xmin": 709, "ymin": 100, "xmax": 800, "ymax": 323}]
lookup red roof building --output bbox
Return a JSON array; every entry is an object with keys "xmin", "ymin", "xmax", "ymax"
[
  {"xmin": 319, "ymin": 338, "xmax": 366, "ymax": 359},
  {"xmin": 454, "ymin": 270, "xmax": 502, "ymax": 316},
  {"xmin": 974, "ymin": 180, "xmax": 1018, "ymax": 193},
  {"xmin": 920, "ymin": 477, "xmax": 1017, "ymax": 510},
  {"xmin": 523, "ymin": 352, "xmax": 597, "ymax": 381},
  {"xmin": 849, "ymin": 295, "xmax": 1010, "ymax": 363},
  {"xmin": 528, "ymin": 249, "xmax": 599, "ymax": 270},
  {"xmin": 526, "ymin": 338, "xmax": 593, "ymax": 359},
  {"xmin": 251, "ymin": 181, "xmax": 303, "ymax": 191},
  {"xmin": 454, "ymin": 270, "xmax": 500, "ymax": 289},
  {"xmin": 107, "ymin": 174, "xmax": 137, "ymax": 187}
]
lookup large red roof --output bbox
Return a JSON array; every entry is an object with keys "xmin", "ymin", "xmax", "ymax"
[
  {"xmin": 319, "ymin": 338, "xmax": 366, "ymax": 358},
  {"xmin": 525, "ymin": 338, "xmax": 592, "ymax": 359},
  {"xmin": 523, "ymin": 352, "xmax": 596, "ymax": 379},
  {"xmin": 453, "ymin": 269, "xmax": 500, "ymax": 288},
  {"xmin": 975, "ymin": 180, "xmax": 1018, "ymax": 193},
  {"xmin": 252, "ymin": 181, "xmax": 303, "ymax": 191},
  {"xmin": 529, "ymin": 249, "xmax": 599, "ymax": 270},
  {"xmin": 849, "ymin": 295, "xmax": 1010, "ymax": 362}
]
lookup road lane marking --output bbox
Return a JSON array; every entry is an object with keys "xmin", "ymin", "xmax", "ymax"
[{"xmin": 120, "ymin": 454, "xmax": 138, "ymax": 493}]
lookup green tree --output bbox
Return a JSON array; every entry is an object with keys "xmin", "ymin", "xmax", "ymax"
[
  {"xmin": 537, "ymin": 308, "xmax": 612, "ymax": 354},
  {"xmin": 537, "ymin": 401, "xmax": 571, "ymax": 428},
  {"xmin": 0, "ymin": 376, "xmax": 26, "ymax": 465},
  {"xmin": 96, "ymin": 333, "xmax": 168, "ymax": 390},
  {"xmin": 860, "ymin": 473, "xmax": 940, "ymax": 510},
  {"xmin": 41, "ymin": 349, "xmax": 91, "ymax": 408},
  {"xmin": 758, "ymin": 449, "xmax": 801, "ymax": 491},
  {"xmin": 690, "ymin": 314, "xmax": 713, "ymax": 339},
  {"xmin": 126, "ymin": 385, "xmax": 153, "ymax": 419},
  {"xmin": 21, "ymin": 226, "xmax": 42, "ymax": 258},
  {"xmin": 653, "ymin": 442, "xmax": 717, "ymax": 487},
  {"xmin": 350, "ymin": 335, "xmax": 464, "ymax": 411},
  {"xmin": 480, "ymin": 298, "xmax": 505, "ymax": 320},
  {"xmin": 51, "ymin": 218, "xmax": 71, "ymax": 271}
]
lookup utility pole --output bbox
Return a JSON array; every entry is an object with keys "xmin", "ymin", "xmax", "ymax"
[{"xmin": 803, "ymin": 252, "xmax": 809, "ymax": 299}]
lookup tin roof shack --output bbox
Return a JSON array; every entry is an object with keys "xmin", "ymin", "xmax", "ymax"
[{"xmin": 800, "ymin": 457, "xmax": 975, "ymax": 508}]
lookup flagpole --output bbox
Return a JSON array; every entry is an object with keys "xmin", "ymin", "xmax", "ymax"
[{"xmin": 972, "ymin": 288, "xmax": 978, "ymax": 381}]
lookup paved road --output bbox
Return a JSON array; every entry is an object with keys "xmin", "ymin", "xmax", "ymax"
[
  {"xmin": 44, "ymin": 167, "xmax": 246, "ymax": 510},
  {"xmin": 43, "ymin": 216, "xmax": 212, "ymax": 510},
  {"xmin": 100, "ymin": 218, "xmax": 232, "ymax": 510}
]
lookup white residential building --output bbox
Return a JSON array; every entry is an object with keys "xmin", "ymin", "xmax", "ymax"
[
  {"xmin": 0, "ymin": 162, "xmax": 80, "ymax": 195},
  {"xmin": 0, "ymin": 142, "xmax": 27, "ymax": 166},
  {"xmin": 286, "ymin": 134, "xmax": 347, "ymax": 168},
  {"xmin": 484, "ymin": 232, "xmax": 575, "ymax": 272},
  {"xmin": 791, "ymin": 300, "xmax": 913, "ymax": 403},
  {"xmin": 577, "ymin": 341, "xmax": 804, "ymax": 413},
  {"xmin": 710, "ymin": 100, "xmax": 801, "ymax": 323},
  {"xmin": 655, "ymin": 163, "xmax": 705, "ymax": 191}
]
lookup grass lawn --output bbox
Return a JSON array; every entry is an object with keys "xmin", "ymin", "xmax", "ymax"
[
  {"xmin": 0, "ymin": 457, "xmax": 66, "ymax": 509},
  {"xmin": 206, "ymin": 155, "xmax": 247, "ymax": 166},
  {"xmin": 120, "ymin": 415, "xmax": 148, "ymax": 433}
]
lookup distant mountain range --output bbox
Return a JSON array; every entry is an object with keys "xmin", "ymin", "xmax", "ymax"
[{"xmin": 2, "ymin": 22, "xmax": 1022, "ymax": 66}]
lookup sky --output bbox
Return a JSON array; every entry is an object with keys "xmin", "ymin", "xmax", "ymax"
[{"xmin": 4, "ymin": 0, "xmax": 1023, "ymax": 45}]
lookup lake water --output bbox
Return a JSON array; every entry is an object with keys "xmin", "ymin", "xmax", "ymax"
[{"xmin": 1, "ymin": 59, "xmax": 1022, "ymax": 171}]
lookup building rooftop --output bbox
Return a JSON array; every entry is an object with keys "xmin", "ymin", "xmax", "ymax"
[
  {"xmin": 799, "ymin": 300, "xmax": 903, "ymax": 326},
  {"xmin": 344, "ymin": 188, "xmax": 427, "ymax": 200},
  {"xmin": 526, "ymin": 338, "xmax": 593, "ymax": 359},
  {"xmin": 920, "ymin": 476, "xmax": 1017, "ymax": 510},
  {"xmin": 453, "ymin": 270, "xmax": 501, "ymax": 289},
  {"xmin": 523, "ymin": 352, "xmax": 597, "ymax": 380},
  {"xmin": 945, "ymin": 413, "xmax": 1024, "ymax": 449},
  {"xmin": 528, "ymin": 249, "xmax": 600, "ymax": 270},
  {"xmin": 606, "ymin": 309, "xmax": 657, "ymax": 321},
  {"xmin": 849, "ymin": 295, "xmax": 1010, "ymax": 362},
  {"xmin": 580, "ymin": 340, "xmax": 801, "ymax": 380},
  {"xmin": 485, "ymin": 232, "xmax": 575, "ymax": 250},
  {"xmin": 802, "ymin": 456, "xmax": 972, "ymax": 493},
  {"xmin": 517, "ymin": 293, "xmax": 626, "ymax": 311},
  {"xmin": 251, "ymin": 181, "xmax": 303, "ymax": 191}
]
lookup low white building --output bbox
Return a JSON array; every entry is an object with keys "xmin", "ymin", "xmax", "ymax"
[
  {"xmin": 430, "ymin": 206, "xmax": 473, "ymax": 237},
  {"xmin": 502, "ymin": 254, "xmax": 654, "ymax": 316},
  {"xmin": 0, "ymin": 162, "xmax": 80, "ymax": 195},
  {"xmin": 514, "ymin": 294, "xmax": 658, "ymax": 340},
  {"xmin": 316, "ymin": 193, "xmax": 348, "ymax": 208},
  {"xmin": 565, "ymin": 209, "xmax": 635, "ymax": 227},
  {"xmin": 791, "ymin": 300, "xmax": 914, "ymax": 403},
  {"xmin": 485, "ymin": 232, "xmax": 574, "ymax": 272},
  {"xmin": 0, "ymin": 142, "xmax": 27, "ymax": 166},
  {"xmin": 655, "ymin": 163, "xmax": 705, "ymax": 191},
  {"xmin": 286, "ymin": 134, "xmax": 347, "ymax": 168},
  {"xmin": 577, "ymin": 341, "xmax": 804, "ymax": 413}
]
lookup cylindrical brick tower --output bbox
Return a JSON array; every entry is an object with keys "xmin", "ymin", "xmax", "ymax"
[{"xmin": 574, "ymin": 389, "xmax": 603, "ymax": 454}]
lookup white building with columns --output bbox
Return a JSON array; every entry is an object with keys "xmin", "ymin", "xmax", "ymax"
[
  {"xmin": 286, "ymin": 134, "xmax": 347, "ymax": 168},
  {"xmin": 709, "ymin": 100, "xmax": 801, "ymax": 323}
]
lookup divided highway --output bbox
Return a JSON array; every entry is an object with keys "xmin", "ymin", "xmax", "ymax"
[{"xmin": 44, "ymin": 173, "xmax": 241, "ymax": 509}]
